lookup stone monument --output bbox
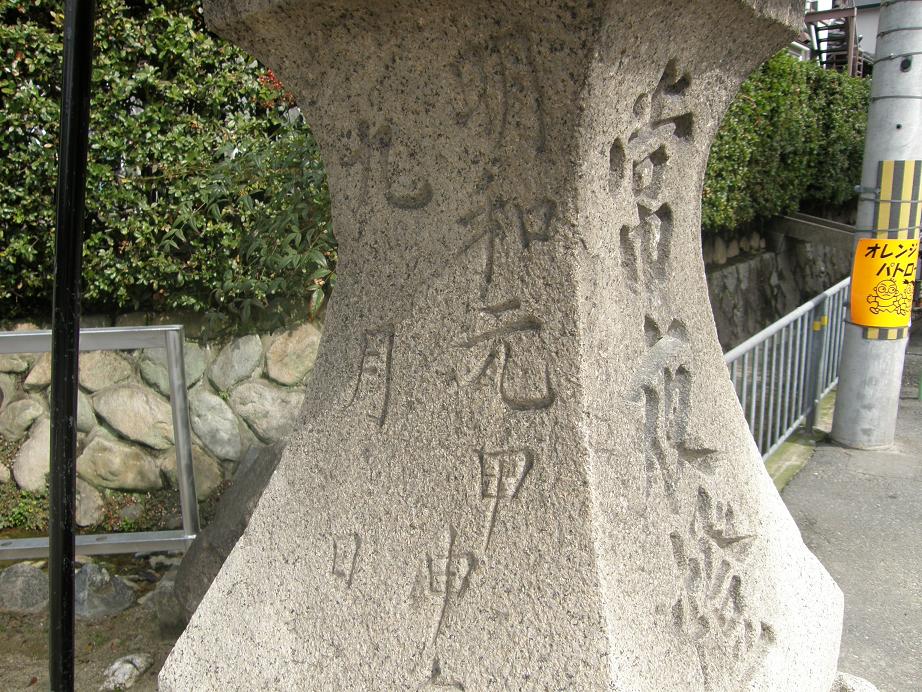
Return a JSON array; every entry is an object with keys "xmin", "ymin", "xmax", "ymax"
[{"xmin": 161, "ymin": 1, "xmax": 849, "ymax": 689}]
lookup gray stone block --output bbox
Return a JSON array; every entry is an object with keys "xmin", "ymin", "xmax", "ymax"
[
  {"xmin": 156, "ymin": 444, "xmax": 224, "ymax": 500},
  {"xmin": 23, "ymin": 352, "xmax": 51, "ymax": 391},
  {"xmin": 265, "ymin": 321, "xmax": 322, "ymax": 385},
  {"xmin": 0, "ymin": 372, "xmax": 17, "ymax": 413},
  {"xmin": 76, "ymin": 389, "xmax": 97, "ymax": 434},
  {"xmin": 0, "ymin": 397, "xmax": 45, "ymax": 441},
  {"xmin": 188, "ymin": 388, "xmax": 242, "ymax": 461},
  {"xmin": 77, "ymin": 435, "xmax": 162, "ymax": 492},
  {"xmin": 74, "ymin": 563, "xmax": 135, "ymax": 621},
  {"xmin": 139, "ymin": 341, "xmax": 206, "ymax": 397},
  {"xmin": 77, "ymin": 351, "xmax": 133, "ymax": 392},
  {"xmin": 93, "ymin": 384, "xmax": 174, "ymax": 450},
  {"xmin": 0, "ymin": 562, "xmax": 48, "ymax": 614},
  {"xmin": 100, "ymin": 653, "xmax": 154, "ymax": 691},
  {"xmin": 0, "ymin": 353, "xmax": 32, "ymax": 374},
  {"xmin": 75, "ymin": 477, "xmax": 105, "ymax": 527},
  {"xmin": 12, "ymin": 416, "xmax": 50, "ymax": 493},
  {"xmin": 228, "ymin": 380, "xmax": 303, "ymax": 443},
  {"xmin": 207, "ymin": 335, "xmax": 263, "ymax": 392}
]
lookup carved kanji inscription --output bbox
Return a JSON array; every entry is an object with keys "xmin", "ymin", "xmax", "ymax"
[
  {"xmin": 611, "ymin": 61, "xmax": 694, "ymax": 290},
  {"xmin": 426, "ymin": 526, "xmax": 479, "ymax": 644},
  {"xmin": 455, "ymin": 300, "xmax": 555, "ymax": 411},
  {"xmin": 670, "ymin": 487, "xmax": 773, "ymax": 689},
  {"xmin": 347, "ymin": 328, "xmax": 395, "ymax": 426},
  {"xmin": 479, "ymin": 448, "xmax": 534, "ymax": 550},
  {"xmin": 342, "ymin": 121, "xmax": 433, "ymax": 210},
  {"xmin": 332, "ymin": 532, "xmax": 361, "ymax": 588}
]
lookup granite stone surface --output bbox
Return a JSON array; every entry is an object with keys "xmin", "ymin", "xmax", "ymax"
[{"xmin": 161, "ymin": 1, "xmax": 845, "ymax": 689}]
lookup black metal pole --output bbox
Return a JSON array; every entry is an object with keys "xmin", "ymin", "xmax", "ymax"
[{"xmin": 50, "ymin": 1, "xmax": 95, "ymax": 689}]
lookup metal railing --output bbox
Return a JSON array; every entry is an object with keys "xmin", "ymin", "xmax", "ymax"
[
  {"xmin": 0, "ymin": 325, "xmax": 199, "ymax": 559},
  {"xmin": 724, "ymin": 277, "xmax": 851, "ymax": 459}
]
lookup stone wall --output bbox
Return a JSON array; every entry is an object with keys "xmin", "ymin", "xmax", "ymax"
[
  {"xmin": 705, "ymin": 232, "xmax": 852, "ymax": 350},
  {"xmin": 0, "ymin": 234, "xmax": 849, "ymax": 529},
  {"xmin": 0, "ymin": 315, "xmax": 321, "ymax": 528}
]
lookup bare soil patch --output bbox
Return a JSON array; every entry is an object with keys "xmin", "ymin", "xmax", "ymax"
[{"xmin": 0, "ymin": 556, "xmax": 179, "ymax": 691}]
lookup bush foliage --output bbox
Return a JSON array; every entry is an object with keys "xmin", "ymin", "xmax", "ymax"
[
  {"xmin": 0, "ymin": 0, "xmax": 333, "ymax": 326},
  {"xmin": 1, "ymin": 7, "xmax": 864, "ymax": 326},
  {"xmin": 702, "ymin": 52, "xmax": 869, "ymax": 234}
]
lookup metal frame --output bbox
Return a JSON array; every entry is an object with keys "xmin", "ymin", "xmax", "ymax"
[
  {"xmin": 725, "ymin": 278, "xmax": 851, "ymax": 459},
  {"xmin": 0, "ymin": 325, "xmax": 199, "ymax": 560}
]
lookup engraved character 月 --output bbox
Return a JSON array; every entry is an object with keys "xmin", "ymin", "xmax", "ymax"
[
  {"xmin": 347, "ymin": 328, "xmax": 395, "ymax": 426},
  {"xmin": 454, "ymin": 300, "xmax": 555, "ymax": 411}
]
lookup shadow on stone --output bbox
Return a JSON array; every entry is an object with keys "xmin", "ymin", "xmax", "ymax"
[{"xmin": 172, "ymin": 441, "xmax": 286, "ymax": 621}]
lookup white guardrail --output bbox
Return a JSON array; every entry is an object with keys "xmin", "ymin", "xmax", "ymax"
[{"xmin": 724, "ymin": 277, "xmax": 851, "ymax": 459}]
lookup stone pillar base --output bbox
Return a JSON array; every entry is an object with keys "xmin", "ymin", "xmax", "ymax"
[{"xmin": 161, "ymin": 1, "xmax": 845, "ymax": 689}]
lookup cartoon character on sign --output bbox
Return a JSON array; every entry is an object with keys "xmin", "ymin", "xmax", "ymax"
[{"xmin": 867, "ymin": 279, "xmax": 902, "ymax": 315}]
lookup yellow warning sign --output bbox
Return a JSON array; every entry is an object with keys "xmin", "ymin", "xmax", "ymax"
[{"xmin": 849, "ymin": 237, "xmax": 918, "ymax": 328}]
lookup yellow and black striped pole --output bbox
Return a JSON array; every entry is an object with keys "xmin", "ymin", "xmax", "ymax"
[{"xmin": 832, "ymin": 0, "xmax": 922, "ymax": 449}]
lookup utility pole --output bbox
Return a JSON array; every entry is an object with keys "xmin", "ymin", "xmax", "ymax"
[{"xmin": 832, "ymin": 0, "xmax": 922, "ymax": 449}]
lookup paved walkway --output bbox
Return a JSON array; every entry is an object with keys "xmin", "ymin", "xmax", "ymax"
[{"xmin": 782, "ymin": 326, "xmax": 922, "ymax": 692}]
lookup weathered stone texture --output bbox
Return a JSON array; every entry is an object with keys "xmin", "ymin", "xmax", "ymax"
[
  {"xmin": 77, "ymin": 435, "xmax": 162, "ymax": 491},
  {"xmin": 23, "ymin": 352, "xmax": 51, "ymax": 391},
  {"xmin": 265, "ymin": 321, "xmax": 322, "ymax": 385},
  {"xmin": 0, "ymin": 372, "xmax": 17, "ymax": 412},
  {"xmin": 189, "ymin": 389, "xmax": 242, "ymax": 461},
  {"xmin": 76, "ymin": 389, "xmax": 97, "ymax": 433},
  {"xmin": 74, "ymin": 563, "xmax": 136, "ymax": 620},
  {"xmin": 156, "ymin": 445, "xmax": 224, "ymax": 500},
  {"xmin": 0, "ymin": 353, "xmax": 32, "ymax": 374},
  {"xmin": 0, "ymin": 563, "xmax": 48, "ymax": 614},
  {"xmin": 78, "ymin": 351, "xmax": 133, "ymax": 392},
  {"xmin": 93, "ymin": 385, "xmax": 174, "ymax": 450},
  {"xmin": 139, "ymin": 341, "xmax": 206, "ymax": 396},
  {"xmin": 706, "ymin": 238, "xmax": 850, "ymax": 350},
  {"xmin": 228, "ymin": 380, "xmax": 303, "ymax": 443},
  {"xmin": 76, "ymin": 477, "xmax": 105, "ymax": 527},
  {"xmin": 12, "ymin": 416, "xmax": 50, "ymax": 493},
  {"xmin": 0, "ymin": 397, "xmax": 45, "ymax": 441},
  {"xmin": 162, "ymin": 1, "xmax": 844, "ymax": 690},
  {"xmin": 207, "ymin": 335, "xmax": 263, "ymax": 392},
  {"xmin": 100, "ymin": 654, "xmax": 154, "ymax": 691}
]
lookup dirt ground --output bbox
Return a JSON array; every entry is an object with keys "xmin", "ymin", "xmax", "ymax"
[{"xmin": 0, "ymin": 557, "xmax": 180, "ymax": 691}]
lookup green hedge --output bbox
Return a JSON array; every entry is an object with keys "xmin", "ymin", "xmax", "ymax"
[
  {"xmin": 0, "ymin": 0, "xmax": 332, "ymax": 327},
  {"xmin": 702, "ymin": 52, "xmax": 869, "ymax": 235},
  {"xmin": 1, "ymin": 9, "xmax": 866, "ymax": 326}
]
